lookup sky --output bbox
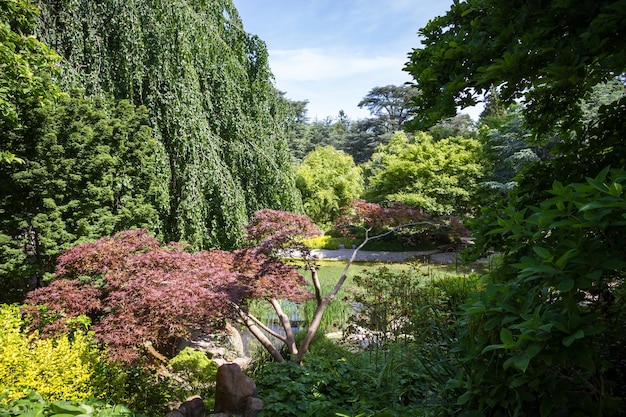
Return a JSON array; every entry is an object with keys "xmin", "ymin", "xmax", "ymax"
[{"xmin": 231, "ymin": 0, "xmax": 465, "ymax": 122}]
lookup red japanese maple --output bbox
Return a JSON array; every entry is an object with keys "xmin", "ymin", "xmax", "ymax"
[
  {"xmin": 26, "ymin": 203, "xmax": 468, "ymax": 365},
  {"xmin": 27, "ymin": 230, "xmax": 236, "ymax": 363}
]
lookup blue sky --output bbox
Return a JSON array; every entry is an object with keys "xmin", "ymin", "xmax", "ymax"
[{"xmin": 231, "ymin": 1, "xmax": 457, "ymax": 121}]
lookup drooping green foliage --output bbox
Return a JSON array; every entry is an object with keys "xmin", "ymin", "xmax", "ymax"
[
  {"xmin": 0, "ymin": 0, "xmax": 61, "ymax": 163},
  {"xmin": 0, "ymin": 94, "xmax": 162, "ymax": 303},
  {"xmin": 364, "ymin": 131, "xmax": 486, "ymax": 216},
  {"xmin": 35, "ymin": 0, "xmax": 301, "ymax": 248},
  {"xmin": 295, "ymin": 146, "xmax": 363, "ymax": 224}
]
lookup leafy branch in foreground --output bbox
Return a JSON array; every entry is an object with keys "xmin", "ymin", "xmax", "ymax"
[{"xmin": 449, "ymin": 168, "xmax": 626, "ymax": 416}]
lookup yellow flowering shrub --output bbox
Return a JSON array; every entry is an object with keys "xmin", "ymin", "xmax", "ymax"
[
  {"xmin": 301, "ymin": 235, "xmax": 352, "ymax": 249},
  {"xmin": 0, "ymin": 304, "xmax": 102, "ymax": 403}
]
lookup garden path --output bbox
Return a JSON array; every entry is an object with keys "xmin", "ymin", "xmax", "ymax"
[{"xmin": 287, "ymin": 249, "xmax": 460, "ymax": 264}]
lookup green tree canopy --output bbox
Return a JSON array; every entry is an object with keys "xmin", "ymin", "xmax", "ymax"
[
  {"xmin": 35, "ymin": 0, "xmax": 301, "ymax": 248},
  {"xmin": 295, "ymin": 146, "xmax": 363, "ymax": 224},
  {"xmin": 479, "ymin": 105, "xmax": 555, "ymax": 195},
  {"xmin": 364, "ymin": 131, "xmax": 486, "ymax": 216},
  {"xmin": 0, "ymin": 94, "xmax": 162, "ymax": 302},
  {"xmin": 358, "ymin": 85, "xmax": 420, "ymax": 132},
  {"xmin": 404, "ymin": 2, "xmax": 626, "ymax": 414},
  {"xmin": 404, "ymin": 0, "xmax": 626, "ymax": 134}
]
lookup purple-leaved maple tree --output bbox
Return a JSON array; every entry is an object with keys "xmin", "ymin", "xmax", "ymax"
[{"xmin": 25, "ymin": 201, "xmax": 468, "ymax": 365}]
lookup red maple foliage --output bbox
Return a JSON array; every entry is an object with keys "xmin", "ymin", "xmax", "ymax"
[
  {"xmin": 244, "ymin": 208, "xmax": 323, "ymax": 254},
  {"xmin": 27, "ymin": 229, "xmax": 237, "ymax": 363},
  {"xmin": 333, "ymin": 199, "xmax": 469, "ymax": 242},
  {"xmin": 25, "ymin": 204, "xmax": 469, "ymax": 365}
]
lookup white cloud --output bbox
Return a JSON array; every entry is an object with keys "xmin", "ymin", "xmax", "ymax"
[
  {"xmin": 232, "ymin": 0, "xmax": 464, "ymax": 121},
  {"xmin": 267, "ymin": 47, "xmax": 415, "ymax": 120},
  {"xmin": 269, "ymin": 48, "xmax": 406, "ymax": 82},
  {"xmin": 268, "ymin": 47, "xmax": 484, "ymax": 122}
]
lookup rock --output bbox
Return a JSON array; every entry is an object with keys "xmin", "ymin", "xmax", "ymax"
[
  {"xmin": 244, "ymin": 397, "xmax": 264, "ymax": 417},
  {"xmin": 430, "ymin": 251, "xmax": 459, "ymax": 264},
  {"xmin": 165, "ymin": 396, "xmax": 205, "ymax": 417},
  {"xmin": 225, "ymin": 322, "xmax": 244, "ymax": 357},
  {"xmin": 179, "ymin": 397, "xmax": 205, "ymax": 417},
  {"xmin": 214, "ymin": 363, "xmax": 257, "ymax": 415}
]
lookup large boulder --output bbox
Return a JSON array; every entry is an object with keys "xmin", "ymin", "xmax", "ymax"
[{"xmin": 214, "ymin": 363, "xmax": 258, "ymax": 415}]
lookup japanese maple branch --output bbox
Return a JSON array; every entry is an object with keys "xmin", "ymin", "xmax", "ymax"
[
  {"xmin": 328, "ymin": 221, "xmax": 435, "ymax": 300},
  {"xmin": 232, "ymin": 303, "xmax": 285, "ymax": 362},
  {"xmin": 232, "ymin": 302, "xmax": 286, "ymax": 342},
  {"xmin": 296, "ymin": 221, "xmax": 435, "ymax": 361},
  {"xmin": 270, "ymin": 298, "xmax": 298, "ymax": 355}
]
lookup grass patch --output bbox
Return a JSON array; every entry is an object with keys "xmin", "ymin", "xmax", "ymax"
[{"xmin": 247, "ymin": 259, "xmax": 485, "ymax": 333}]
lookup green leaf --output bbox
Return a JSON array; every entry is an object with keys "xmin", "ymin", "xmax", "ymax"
[
  {"xmin": 558, "ymin": 278, "xmax": 575, "ymax": 292},
  {"xmin": 609, "ymin": 182, "xmax": 623, "ymax": 197},
  {"xmin": 540, "ymin": 397, "xmax": 553, "ymax": 417},
  {"xmin": 562, "ymin": 329, "xmax": 584, "ymax": 346},
  {"xmin": 500, "ymin": 328, "xmax": 514, "ymax": 346},
  {"xmin": 51, "ymin": 403, "xmax": 87, "ymax": 415},
  {"xmin": 513, "ymin": 355, "xmax": 530, "ymax": 372},
  {"xmin": 484, "ymin": 317, "xmax": 500, "ymax": 331},
  {"xmin": 518, "ymin": 342, "xmax": 543, "ymax": 373},
  {"xmin": 555, "ymin": 248, "xmax": 577, "ymax": 269},
  {"xmin": 457, "ymin": 390, "xmax": 472, "ymax": 405},
  {"xmin": 585, "ymin": 269, "xmax": 603, "ymax": 280},
  {"xmin": 579, "ymin": 200, "xmax": 625, "ymax": 211},
  {"xmin": 532, "ymin": 246, "xmax": 552, "ymax": 260},
  {"xmin": 482, "ymin": 343, "xmax": 505, "ymax": 353}
]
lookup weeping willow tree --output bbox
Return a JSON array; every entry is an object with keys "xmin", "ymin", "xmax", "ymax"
[{"xmin": 35, "ymin": 0, "xmax": 301, "ymax": 248}]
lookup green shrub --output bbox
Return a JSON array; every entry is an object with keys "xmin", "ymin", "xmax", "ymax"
[
  {"xmin": 0, "ymin": 303, "xmax": 174, "ymax": 416},
  {"xmin": 346, "ymin": 266, "xmax": 479, "ymax": 347},
  {"xmin": 254, "ymin": 336, "xmax": 432, "ymax": 416},
  {"xmin": 252, "ymin": 265, "xmax": 483, "ymax": 417},
  {"xmin": 448, "ymin": 168, "xmax": 626, "ymax": 416},
  {"xmin": 92, "ymin": 362, "xmax": 173, "ymax": 417},
  {"xmin": 302, "ymin": 235, "xmax": 353, "ymax": 250},
  {"xmin": 168, "ymin": 348, "xmax": 218, "ymax": 409},
  {"xmin": 0, "ymin": 391, "xmax": 146, "ymax": 417}
]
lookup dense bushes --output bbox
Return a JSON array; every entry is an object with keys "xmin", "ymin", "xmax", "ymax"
[
  {"xmin": 448, "ymin": 168, "xmax": 626, "ymax": 416},
  {"xmin": 0, "ymin": 303, "xmax": 219, "ymax": 416},
  {"xmin": 0, "ymin": 392, "xmax": 145, "ymax": 417}
]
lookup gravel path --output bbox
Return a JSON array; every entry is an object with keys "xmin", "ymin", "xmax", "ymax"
[{"xmin": 285, "ymin": 248, "xmax": 460, "ymax": 264}]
